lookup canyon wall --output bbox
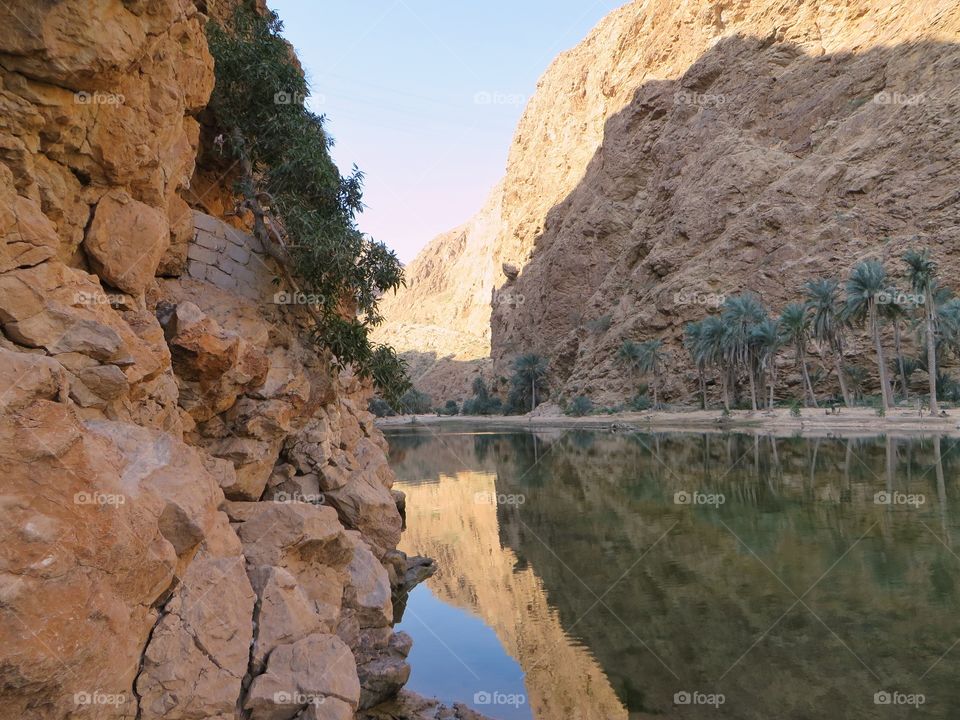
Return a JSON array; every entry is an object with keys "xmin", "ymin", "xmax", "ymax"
[
  {"xmin": 379, "ymin": 0, "xmax": 960, "ymax": 406},
  {"xmin": 0, "ymin": 2, "xmax": 470, "ymax": 719}
]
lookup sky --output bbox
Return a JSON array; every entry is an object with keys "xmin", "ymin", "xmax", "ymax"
[{"xmin": 269, "ymin": 0, "xmax": 624, "ymax": 263}]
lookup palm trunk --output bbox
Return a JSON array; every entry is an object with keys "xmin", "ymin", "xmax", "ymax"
[
  {"xmin": 799, "ymin": 345, "xmax": 818, "ymax": 408},
  {"xmin": 893, "ymin": 321, "xmax": 909, "ymax": 402},
  {"xmin": 531, "ymin": 377, "xmax": 536, "ymax": 412},
  {"xmin": 652, "ymin": 374, "xmax": 659, "ymax": 410},
  {"xmin": 834, "ymin": 346, "xmax": 852, "ymax": 407},
  {"xmin": 927, "ymin": 291, "xmax": 940, "ymax": 413},
  {"xmin": 870, "ymin": 306, "xmax": 893, "ymax": 409},
  {"xmin": 698, "ymin": 368, "xmax": 706, "ymax": 410},
  {"xmin": 747, "ymin": 350, "xmax": 758, "ymax": 411}
]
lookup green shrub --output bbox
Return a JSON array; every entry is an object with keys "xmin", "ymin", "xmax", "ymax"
[
  {"xmin": 629, "ymin": 393, "xmax": 652, "ymax": 411},
  {"xmin": 437, "ymin": 400, "xmax": 459, "ymax": 416},
  {"xmin": 206, "ymin": 7, "xmax": 409, "ymax": 406},
  {"xmin": 399, "ymin": 389, "xmax": 432, "ymax": 415},
  {"xmin": 789, "ymin": 401, "xmax": 802, "ymax": 418},
  {"xmin": 566, "ymin": 396, "xmax": 594, "ymax": 417},
  {"xmin": 368, "ymin": 397, "xmax": 394, "ymax": 418}
]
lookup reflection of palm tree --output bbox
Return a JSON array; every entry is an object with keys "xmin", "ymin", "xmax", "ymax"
[
  {"xmin": 904, "ymin": 249, "xmax": 941, "ymax": 413},
  {"xmin": 780, "ymin": 302, "xmax": 817, "ymax": 408},
  {"xmin": 845, "ymin": 261, "xmax": 894, "ymax": 409},
  {"xmin": 806, "ymin": 279, "xmax": 852, "ymax": 407}
]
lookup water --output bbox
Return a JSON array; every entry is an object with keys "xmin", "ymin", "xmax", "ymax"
[{"xmin": 385, "ymin": 427, "xmax": 960, "ymax": 719}]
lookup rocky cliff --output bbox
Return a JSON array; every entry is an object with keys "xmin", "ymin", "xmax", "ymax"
[
  {"xmin": 0, "ymin": 2, "xmax": 476, "ymax": 719},
  {"xmin": 378, "ymin": 0, "xmax": 960, "ymax": 405}
]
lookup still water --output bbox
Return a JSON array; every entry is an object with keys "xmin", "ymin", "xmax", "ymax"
[{"xmin": 385, "ymin": 427, "xmax": 960, "ymax": 720}]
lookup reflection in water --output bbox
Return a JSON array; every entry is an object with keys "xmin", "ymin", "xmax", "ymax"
[{"xmin": 387, "ymin": 429, "xmax": 960, "ymax": 719}]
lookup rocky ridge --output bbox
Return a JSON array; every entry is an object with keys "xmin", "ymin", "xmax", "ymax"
[
  {"xmin": 0, "ymin": 2, "xmax": 480, "ymax": 719},
  {"xmin": 378, "ymin": 0, "xmax": 960, "ymax": 405}
]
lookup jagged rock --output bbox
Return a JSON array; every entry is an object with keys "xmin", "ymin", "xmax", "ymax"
[
  {"xmin": 84, "ymin": 190, "xmax": 170, "ymax": 295},
  {"xmin": 158, "ymin": 300, "xmax": 268, "ymax": 422},
  {"xmin": 136, "ymin": 519, "xmax": 255, "ymax": 720},
  {"xmin": 343, "ymin": 531, "xmax": 393, "ymax": 629},
  {"xmin": 359, "ymin": 691, "xmax": 497, "ymax": 720},
  {"xmin": 324, "ymin": 472, "xmax": 403, "ymax": 555},
  {"xmin": 356, "ymin": 631, "xmax": 412, "ymax": 709},
  {"xmin": 247, "ymin": 566, "xmax": 326, "ymax": 675},
  {"xmin": 501, "ymin": 262, "xmax": 519, "ymax": 281},
  {"xmin": 244, "ymin": 633, "xmax": 361, "ymax": 720}
]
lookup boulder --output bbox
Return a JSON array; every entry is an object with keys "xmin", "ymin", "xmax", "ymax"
[{"xmin": 84, "ymin": 189, "xmax": 170, "ymax": 295}]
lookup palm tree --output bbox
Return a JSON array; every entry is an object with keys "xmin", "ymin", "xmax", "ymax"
[
  {"xmin": 721, "ymin": 293, "xmax": 768, "ymax": 411},
  {"xmin": 845, "ymin": 260, "xmax": 894, "ymax": 409},
  {"xmin": 779, "ymin": 302, "xmax": 818, "ymax": 407},
  {"xmin": 805, "ymin": 279, "xmax": 852, "ymax": 407},
  {"xmin": 904, "ymin": 249, "xmax": 941, "ymax": 413},
  {"xmin": 619, "ymin": 339, "xmax": 667, "ymax": 408},
  {"xmin": 512, "ymin": 353, "xmax": 549, "ymax": 412},
  {"xmin": 684, "ymin": 321, "xmax": 707, "ymax": 409},
  {"xmin": 700, "ymin": 315, "xmax": 732, "ymax": 410},
  {"xmin": 877, "ymin": 288, "xmax": 912, "ymax": 402},
  {"xmin": 750, "ymin": 317, "xmax": 781, "ymax": 409}
]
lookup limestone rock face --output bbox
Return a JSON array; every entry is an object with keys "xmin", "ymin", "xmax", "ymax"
[
  {"xmin": 377, "ymin": 0, "xmax": 960, "ymax": 405},
  {"xmin": 84, "ymin": 190, "xmax": 170, "ymax": 294},
  {"xmin": 0, "ymin": 2, "xmax": 427, "ymax": 718}
]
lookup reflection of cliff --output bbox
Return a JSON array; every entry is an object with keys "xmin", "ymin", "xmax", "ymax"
[
  {"xmin": 396, "ymin": 466, "xmax": 628, "ymax": 720},
  {"xmin": 388, "ymin": 429, "xmax": 960, "ymax": 719}
]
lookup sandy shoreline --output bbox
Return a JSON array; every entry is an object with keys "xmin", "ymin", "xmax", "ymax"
[{"xmin": 376, "ymin": 406, "xmax": 960, "ymax": 438}]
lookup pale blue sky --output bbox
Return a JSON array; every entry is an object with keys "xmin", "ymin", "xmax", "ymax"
[{"xmin": 269, "ymin": 0, "xmax": 624, "ymax": 262}]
